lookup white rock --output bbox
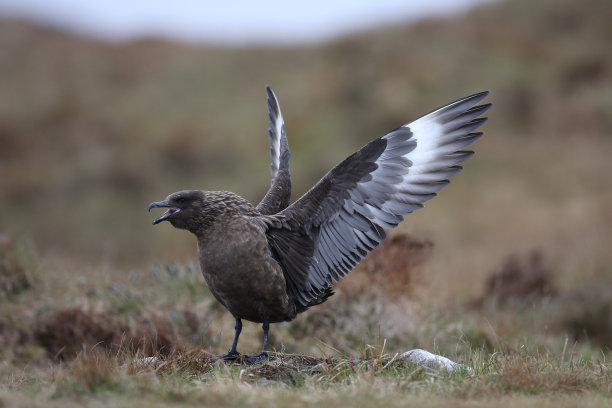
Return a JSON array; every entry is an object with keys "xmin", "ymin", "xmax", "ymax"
[{"xmin": 399, "ymin": 349, "xmax": 471, "ymax": 373}]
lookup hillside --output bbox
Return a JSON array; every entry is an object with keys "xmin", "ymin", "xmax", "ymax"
[
  {"xmin": 1, "ymin": 0, "xmax": 612, "ymax": 406},
  {"xmin": 1, "ymin": 0, "xmax": 611, "ymax": 272}
]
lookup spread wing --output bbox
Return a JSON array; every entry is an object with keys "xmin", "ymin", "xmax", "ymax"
[
  {"xmin": 263, "ymin": 91, "xmax": 491, "ymax": 307},
  {"xmin": 256, "ymin": 86, "xmax": 292, "ymax": 215}
]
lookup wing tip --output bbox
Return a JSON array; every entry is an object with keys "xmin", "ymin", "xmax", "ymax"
[
  {"xmin": 461, "ymin": 150, "xmax": 475, "ymax": 159},
  {"xmin": 266, "ymin": 85, "xmax": 278, "ymax": 101},
  {"xmin": 459, "ymin": 91, "xmax": 491, "ymax": 107}
]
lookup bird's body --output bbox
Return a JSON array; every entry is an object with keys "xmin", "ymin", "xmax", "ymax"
[
  {"xmin": 195, "ymin": 192, "xmax": 295, "ymax": 323},
  {"xmin": 149, "ymin": 86, "xmax": 490, "ymax": 363}
]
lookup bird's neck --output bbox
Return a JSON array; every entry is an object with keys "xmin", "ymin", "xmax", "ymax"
[{"xmin": 189, "ymin": 191, "xmax": 258, "ymax": 237}]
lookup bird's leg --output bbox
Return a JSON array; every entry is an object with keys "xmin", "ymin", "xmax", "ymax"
[
  {"xmin": 262, "ymin": 320, "xmax": 270, "ymax": 352},
  {"xmin": 244, "ymin": 320, "xmax": 275, "ymax": 364},
  {"xmin": 216, "ymin": 317, "xmax": 242, "ymax": 361}
]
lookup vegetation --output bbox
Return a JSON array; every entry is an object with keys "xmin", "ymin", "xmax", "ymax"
[{"xmin": 1, "ymin": 0, "xmax": 611, "ymax": 406}]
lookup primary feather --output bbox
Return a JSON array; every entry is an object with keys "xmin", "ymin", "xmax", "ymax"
[{"xmin": 256, "ymin": 86, "xmax": 292, "ymax": 215}]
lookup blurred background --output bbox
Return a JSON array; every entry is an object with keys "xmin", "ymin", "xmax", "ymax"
[{"xmin": 0, "ymin": 0, "xmax": 611, "ymax": 361}]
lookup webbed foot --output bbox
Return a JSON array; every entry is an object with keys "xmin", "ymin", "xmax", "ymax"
[
  {"xmin": 244, "ymin": 351, "xmax": 275, "ymax": 364},
  {"xmin": 204, "ymin": 350, "xmax": 241, "ymax": 362},
  {"xmin": 217, "ymin": 350, "xmax": 241, "ymax": 361}
]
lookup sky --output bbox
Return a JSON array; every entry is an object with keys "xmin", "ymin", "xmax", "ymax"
[{"xmin": 0, "ymin": 0, "xmax": 493, "ymax": 45}]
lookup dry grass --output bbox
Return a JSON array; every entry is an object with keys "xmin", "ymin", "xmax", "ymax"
[
  {"xmin": 1, "ymin": 345, "xmax": 610, "ymax": 407},
  {"xmin": 1, "ymin": 239, "xmax": 611, "ymax": 407}
]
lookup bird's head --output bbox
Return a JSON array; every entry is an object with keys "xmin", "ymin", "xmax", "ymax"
[
  {"xmin": 149, "ymin": 190, "xmax": 256, "ymax": 235},
  {"xmin": 148, "ymin": 190, "xmax": 207, "ymax": 232}
]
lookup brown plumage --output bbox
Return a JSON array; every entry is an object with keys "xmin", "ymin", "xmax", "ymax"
[{"xmin": 149, "ymin": 86, "xmax": 490, "ymax": 363}]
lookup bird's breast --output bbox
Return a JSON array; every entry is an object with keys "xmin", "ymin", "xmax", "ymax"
[{"xmin": 197, "ymin": 216, "xmax": 295, "ymax": 323}]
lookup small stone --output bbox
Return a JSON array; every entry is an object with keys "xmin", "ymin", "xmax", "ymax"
[{"xmin": 399, "ymin": 349, "xmax": 472, "ymax": 373}]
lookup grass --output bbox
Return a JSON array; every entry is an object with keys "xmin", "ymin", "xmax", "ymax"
[
  {"xmin": 1, "ymin": 242, "xmax": 611, "ymax": 407},
  {"xmin": 2, "ymin": 345, "xmax": 610, "ymax": 407}
]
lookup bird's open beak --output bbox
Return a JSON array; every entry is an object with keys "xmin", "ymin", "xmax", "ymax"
[{"xmin": 148, "ymin": 200, "xmax": 180, "ymax": 225}]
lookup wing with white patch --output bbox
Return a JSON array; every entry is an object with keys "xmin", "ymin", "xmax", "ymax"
[
  {"xmin": 256, "ymin": 86, "xmax": 292, "ymax": 215},
  {"xmin": 264, "ymin": 91, "xmax": 491, "ymax": 306}
]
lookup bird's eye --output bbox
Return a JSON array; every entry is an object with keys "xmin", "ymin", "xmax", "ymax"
[{"xmin": 176, "ymin": 197, "xmax": 186, "ymax": 204}]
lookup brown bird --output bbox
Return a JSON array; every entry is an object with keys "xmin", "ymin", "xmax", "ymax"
[{"xmin": 149, "ymin": 86, "xmax": 490, "ymax": 363}]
